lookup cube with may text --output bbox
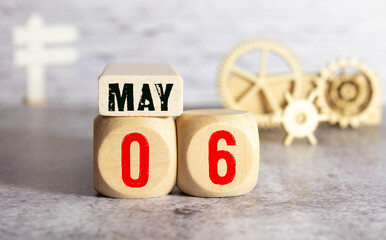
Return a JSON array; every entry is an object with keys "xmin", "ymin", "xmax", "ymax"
[{"xmin": 98, "ymin": 63, "xmax": 183, "ymax": 116}]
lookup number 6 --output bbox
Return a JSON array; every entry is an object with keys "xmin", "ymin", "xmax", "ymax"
[{"xmin": 208, "ymin": 130, "xmax": 236, "ymax": 185}]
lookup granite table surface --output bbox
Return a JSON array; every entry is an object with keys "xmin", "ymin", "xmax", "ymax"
[{"xmin": 0, "ymin": 106, "xmax": 384, "ymax": 240}]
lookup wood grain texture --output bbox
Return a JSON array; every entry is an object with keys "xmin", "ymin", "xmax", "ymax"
[
  {"xmin": 98, "ymin": 63, "xmax": 183, "ymax": 116},
  {"xmin": 176, "ymin": 109, "xmax": 259, "ymax": 197},
  {"xmin": 93, "ymin": 115, "xmax": 177, "ymax": 198}
]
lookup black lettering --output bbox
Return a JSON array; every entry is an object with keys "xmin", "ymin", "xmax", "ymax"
[
  {"xmin": 108, "ymin": 83, "xmax": 134, "ymax": 111},
  {"xmin": 137, "ymin": 84, "xmax": 155, "ymax": 111},
  {"xmin": 155, "ymin": 83, "xmax": 173, "ymax": 111}
]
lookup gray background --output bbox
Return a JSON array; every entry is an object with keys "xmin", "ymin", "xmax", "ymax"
[{"xmin": 1, "ymin": 0, "xmax": 385, "ymax": 107}]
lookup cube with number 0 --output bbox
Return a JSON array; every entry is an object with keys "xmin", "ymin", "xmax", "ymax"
[
  {"xmin": 93, "ymin": 115, "xmax": 177, "ymax": 198},
  {"xmin": 176, "ymin": 109, "xmax": 260, "ymax": 197}
]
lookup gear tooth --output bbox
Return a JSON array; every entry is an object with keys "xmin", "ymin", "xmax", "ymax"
[
  {"xmin": 339, "ymin": 119, "xmax": 349, "ymax": 129},
  {"xmin": 348, "ymin": 58, "xmax": 357, "ymax": 65},
  {"xmin": 320, "ymin": 69, "xmax": 329, "ymax": 77},
  {"xmin": 327, "ymin": 114, "xmax": 336, "ymax": 123},
  {"xmin": 327, "ymin": 60, "xmax": 336, "ymax": 68},
  {"xmin": 337, "ymin": 58, "xmax": 346, "ymax": 68},
  {"xmin": 359, "ymin": 62, "xmax": 367, "ymax": 70},
  {"xmin": 333, "ymin": 115, "xmax": 339, "ymax": 122},
  {"xmin": 350, "ymin": 119, "xmax": 360, "ymax": 128}
]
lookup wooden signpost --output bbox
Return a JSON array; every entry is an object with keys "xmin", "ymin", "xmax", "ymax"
[{"xmin": 13, "ymin": 14, "xmax": 79, "ymax": 105}]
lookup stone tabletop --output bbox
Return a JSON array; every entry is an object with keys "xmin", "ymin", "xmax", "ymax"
[{"xmin": 0, "ymin": 107, "xmax": 385, "ymax": 240}]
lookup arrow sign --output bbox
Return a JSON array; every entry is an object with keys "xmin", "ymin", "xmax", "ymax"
[
  {"xmin": 14, "ymin": 47, "xmax": 79, "ymax": 66},
  {"xmin": 13, "ymin": 14, "xmax": 79, "ymax": 45}
]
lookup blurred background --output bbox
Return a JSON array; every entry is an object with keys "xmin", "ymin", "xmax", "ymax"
[{"xmin": 0, "ymin": 0, "xmax": 385, "ymax": 107}]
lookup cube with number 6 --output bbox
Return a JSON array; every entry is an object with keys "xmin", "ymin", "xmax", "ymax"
[{"xmin": 176, "ymin": 109, "xmax": 260, "ymax": 197}]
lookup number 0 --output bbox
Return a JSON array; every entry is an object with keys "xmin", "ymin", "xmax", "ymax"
[
  {"xmin": 208, "ymin": 130, "xmax": 236, "ymax": 185},
  {"xmin": 121, "ymin": 133, "xmax": 149, "ymax": 188}
]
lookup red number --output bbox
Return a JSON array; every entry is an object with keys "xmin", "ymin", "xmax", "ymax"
[
  {"xmin": 121, "ymin": 133, "xmax": 149, "ymax": 188},
  {"xmin": 208, "ymin": 130, "xmax": 236, "ymax": 185}
]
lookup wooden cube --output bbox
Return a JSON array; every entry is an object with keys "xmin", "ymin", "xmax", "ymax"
[
  {"xmin": 176, "ymin": 109, "xmax": 260, "ymax": 197},
  {"xmin": 98, "ymin": 63, "xmax": 183, "ymax": 116},
  {"xmin": 94, "ymin": 115, "xmax": 177, "ymax": 198}
]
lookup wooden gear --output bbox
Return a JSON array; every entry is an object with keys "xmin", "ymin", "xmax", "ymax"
[
  {"xmin": 274, "ymin": 91, "xmax": 328, "ymax": 146},
  {"xmin": 217, "ymin": 40, "xmax": 307, "ymax": 128},
  {"xmin": 315, "ymin": 59, "xmax": 381, "ymax": 128}
]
